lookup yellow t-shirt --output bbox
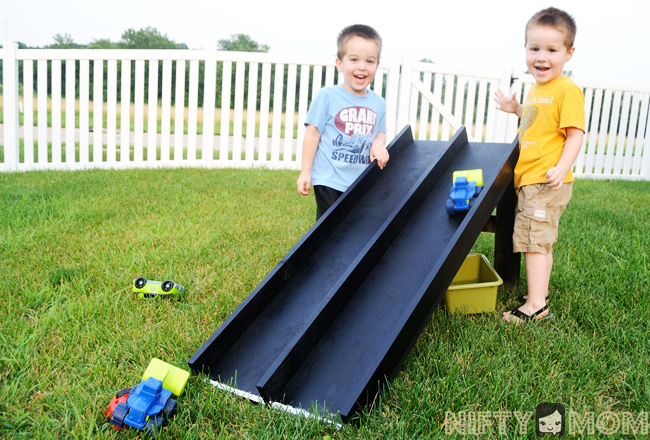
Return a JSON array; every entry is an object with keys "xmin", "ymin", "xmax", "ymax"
[{"xmin": 515, "ymin": 76, "xmax": 585, "ymax": 190}]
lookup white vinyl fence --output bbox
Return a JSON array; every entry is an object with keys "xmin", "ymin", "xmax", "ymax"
[{"xmin": 2, "ymin": 42, "xmax": 649, "ymax": 180}]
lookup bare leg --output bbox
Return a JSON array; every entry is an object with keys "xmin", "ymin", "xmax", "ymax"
[{"xmin": 502, "ymin": 252, "xmax": 551, "ymax": 322}]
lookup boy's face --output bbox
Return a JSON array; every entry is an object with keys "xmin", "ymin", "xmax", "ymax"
[
  {"xmin": 335, "ymin": 36, "xmax": 380, "ymax": 96},
  {"xmin": 525, "ymin": 25, "xmax": 575, "ymax": 84}
]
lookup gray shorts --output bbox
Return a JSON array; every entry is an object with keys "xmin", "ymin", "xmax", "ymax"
[{"xmin": 513, "ymin": 182, "xmax": 573, "ymax": 255}]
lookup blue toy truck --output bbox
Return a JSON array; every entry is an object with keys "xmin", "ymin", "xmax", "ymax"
[
  {"xmin": 106, "ymin": 359, "xmax": 189, "ymax": 435},
  {"xmin": 446, "ymin": 169, "xmax": 484, "ymax": 215},
  {"xmin": 109, "ymin": 377, "xmax": 176, "ymax": 435}
]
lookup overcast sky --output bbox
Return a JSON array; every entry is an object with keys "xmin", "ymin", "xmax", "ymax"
[{"xmin": 4, "ymin": 0, "xmax": 649, "ymax": 86}]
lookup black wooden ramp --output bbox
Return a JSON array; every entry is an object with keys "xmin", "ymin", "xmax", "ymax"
[{"xmin": 188, "ymin": 126, "xmax": 518, "ymax": 422}]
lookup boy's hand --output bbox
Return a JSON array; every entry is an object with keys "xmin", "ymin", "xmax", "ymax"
[
  {"xmin": 546, "ymin": 166, "xmax": 566, "ymax": 190},
  {"xmin": 369, "ymin": 133, "xmax": 389, "ymax": 169},
  {"xmin": 494, "ymin": 89, "xmax": 522, "ymax": 117},
  {"xmin": 370, "ymin": 145, "xmax": 389, "ymax": 169},
  {"xmin": 297, "ymin": 171, "xmax": 311, "ymax": 195}
]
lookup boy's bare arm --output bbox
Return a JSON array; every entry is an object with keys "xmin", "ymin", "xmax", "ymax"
[
  {"xmin": 546, "ymin": 127, "xmax": 584, "ymax": 190},
  {"xmin": 297, "ymin": 125, "xmax": 321, "ymax": 195},
  {"xmin": 369, "ymin": 132, "xmax": 389, "ymax": 169},
  {"xmin": 494, "ymin": 90, "xmax": 523, "ymax": 118}
]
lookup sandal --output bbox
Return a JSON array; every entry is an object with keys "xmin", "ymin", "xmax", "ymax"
[{"xmin": 503, "ymin": 304, "xmax": 553, "ymax": 324}]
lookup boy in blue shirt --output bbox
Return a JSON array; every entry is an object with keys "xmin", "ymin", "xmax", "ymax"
[{"xmin": 297, "ymin": 24, "xmax": 389, "ymax": 220}]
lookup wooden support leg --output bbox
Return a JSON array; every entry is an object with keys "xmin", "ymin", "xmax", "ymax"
[{"xmin": 494, "ymin": 177, "xmax": 520, "ymax": 290}]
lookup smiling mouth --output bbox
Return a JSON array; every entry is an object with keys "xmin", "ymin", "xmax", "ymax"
[{"xmin": 535, "ymin": 66, "xmax": 550, "ymax": 72}]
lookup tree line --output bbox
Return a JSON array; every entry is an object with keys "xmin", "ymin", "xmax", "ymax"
[
  {"xmin": 2, "ymin": 28, "xmax": 443, "ymax": 118},
  {"xmin": 1, "ymin": 27, "xmax": 280, "ymax": 110}
]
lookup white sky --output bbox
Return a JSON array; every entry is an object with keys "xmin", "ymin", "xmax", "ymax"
[{"xmin": 4, "ymin": 0, "xmax": 649, "ymax": 87}]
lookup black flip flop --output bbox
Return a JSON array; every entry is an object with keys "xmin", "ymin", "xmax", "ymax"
[{"xmin": 505, "ymin": 304, "xmax": 554, "ymax": 323}]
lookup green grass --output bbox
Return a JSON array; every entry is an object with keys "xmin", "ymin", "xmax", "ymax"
[{"xmin": 0, "ymin": 171, "xmax": 648, "ymax": 439}]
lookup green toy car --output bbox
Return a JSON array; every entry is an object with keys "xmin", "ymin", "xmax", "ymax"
[{"xmin": 133, "ymin": 278, "xmax": 184, "ymax": 299}]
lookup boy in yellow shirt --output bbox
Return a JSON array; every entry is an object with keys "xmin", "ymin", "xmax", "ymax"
[{"xmin": 495, "ymin": 7, "xmax": 585, "ymax": 323}]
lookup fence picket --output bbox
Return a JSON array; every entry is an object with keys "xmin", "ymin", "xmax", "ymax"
[
  {"xmin": 296, "ymin": 64, "xmax": 311, "ymax": 166},
  {"xmin": 283, "ymin": 63, "xmax": 297, "ymax": 165},
  {"xmin": 474, "ymin": 78, "xmax": 488, "ymax": 141},
  {"xmin": 441, "ymin": 74, "xmax": 455, "ymax": 141},
  {"xmin": 258, "ymin": 62, "xmax": 272, "ymax": 164},
  {"xmin": 585, "ymin": 89, "xmax": 603, "ymax": 174},
  {"xmin": 430, "ymin": 73, "xmax": 443, "ymax": 141},
  {"xmin": 612, "ymin": 91, "xmax": 631, "ymax": 175},
  {"xmin": 595, "ymin": 89, "xmax": 613, "ymax": 176},
  {"xmin": 120, "ymin": 60, "xmax": 131, "ymax": 164},
  {"xmin": 324, "ymin": 65, "xmax": 336, "ymax": 88},
  {"xmin": 202, "ymin": 50, "xmax": 217, "ymax": 163},
  {"xmin": 621, "ymin": 91, "xmax": 639, "ymax": 176},
  {"xmin": 160, "ymin": 59, "xmax": 173, "ymax": 163},
  {"xmin": 246, "ymin": 62, "xmax": 260, "ymax": 165},
  {"xmin": 416, "ymin": 71, "xmax": 432, "ymax": 141},
  {"xmin": 93, "ymin": 59, "xmax": 103, "ymax": 164},
  {"xmin": 232, "ymin": 60, "xmax": 246, "ymax": 164},
  {"xmin": 79, "ymin": 60, "xmax": 90, "ymax": 165},
  {"xmin": 220, "ymin": 61, "xmax": 232, "ymax": 162},
  {"xmin": 0, "ymin": 43, "xmax": 19, "ymax": 170},
  {"xmin": 133, "ymin": 59, "xmax": 145, "ymax": 164},
  {"xmin": 384, "ymin": 60, "xmax": 401, "ymax": 138},
  {"xmin": 631, "ymin": 93, "xmax": 649, "ymax": 176},
  {"xmin": 187, "ymin": 59, "xmax": 199, "ymax": 162},
  {"xmin": 408, "ymin": 71, "xmax": 419, "ymax": 133},
  {"xmin": 464, "ymin": 77, "xmax": 476, "ymax": 139},
  {"xmin": 173, "ymin": 60, "xmax": 186, "ymax": 162},
  {"xmin": 639, "ymin": 111, "xmax": 650, "ymax": 180},
  {"xmin": 38, "ymin": 59, "xmax": 48, "ymax": 164},
  {"xmin": 271, "ymin": 63, "xmax": 285, "ymax": 165},
  {"xmin": 23, "ymin": 60, "xmax": 34, "ymax": 166},
  {"xmin": 147, "ymin": 60, "xmax": 159, "ymax": 163},
  {"xmin": 107, "ymin": 59, "xmax": 118, "ymax": 165},
  {"xmin": 51, "ymin": 59, "xmax": 62, "ymax": 165},
  {"xmin": 65, "ymin": 59, "xmax": 76, "ymax": 165},
  {"xmin": 574, "ymin": 87, "xmax": 593, "ymax": 175}
]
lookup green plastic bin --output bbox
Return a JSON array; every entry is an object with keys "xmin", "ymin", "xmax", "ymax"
[{"xmin": 445, "ymin": 254, "xmax": 502, "ymax": 314}]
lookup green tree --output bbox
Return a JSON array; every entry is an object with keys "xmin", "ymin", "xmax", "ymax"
[
  {"xmin": 218, "ymin": 34, "xmax": 269, "ymax": 53},
  {"xmin": 215, "ymin": 34, "xmax": 271, "ymax": 112},
  {"xmin": 111, "ymin": 27, "xmax": 188, "ymax": 107},
  {"xmin": 88, "ymin": 39, "xmax": 119, "ymax": 49},
  {"xmin": 48, "ymin": 33, "xmax": 85, "ymax": 49},
  {"xmin": 119, "ymin": 27, "xmax": 188, "ymax": 49}
]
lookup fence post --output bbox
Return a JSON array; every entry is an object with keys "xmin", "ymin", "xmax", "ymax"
[
  {"xmin": 202, "ymin": 47, "xmax": 217, "ymax": 165},
  {"xmin": 396, "ymin": 57, "xmax": 413, "ymax": 134},
  {"xmin": 2, "ymin": 42, "xmax": 19, "ymax": 171}
]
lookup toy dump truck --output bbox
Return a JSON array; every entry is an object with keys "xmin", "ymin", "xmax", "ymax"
[
  {"xmin": 106, "ymin": 358, "xmax": 189, "ymax": 435},
  {"xmin": 446, "ymin": 169, "xmax": 484, "ymax": 215}
]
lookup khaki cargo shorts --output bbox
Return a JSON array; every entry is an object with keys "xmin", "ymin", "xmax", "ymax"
[{"xmin": 513, "ymin": 182, "xmax": 573, "ymax": 255}]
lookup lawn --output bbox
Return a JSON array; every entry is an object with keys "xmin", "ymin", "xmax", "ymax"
[{"xmin": 0, "ymin": 169, "xmax": 648, "ymax": 439}]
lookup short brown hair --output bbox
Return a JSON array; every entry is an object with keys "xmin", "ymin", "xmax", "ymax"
[
  {"xmin": 526, "ymin": 7, "xmax": 577, "ymax": 49},
  {"xmin": 337, "ymin": 24, "xmax": 382, "ymax": 62}
]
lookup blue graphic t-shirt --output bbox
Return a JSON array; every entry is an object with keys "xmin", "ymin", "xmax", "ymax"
[{"xmin": 305, "ymin": 85, "xmax": 387, "ymax": 192}]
